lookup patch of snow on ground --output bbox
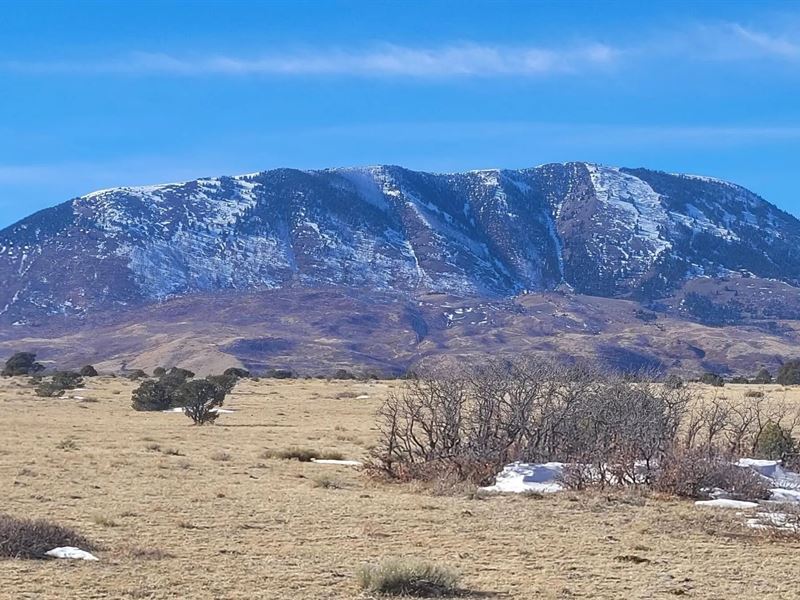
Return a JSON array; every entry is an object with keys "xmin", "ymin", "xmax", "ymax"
[
  {"xmin": 311, "ymin": 459, "xmax": 363, "ymax": 466},
  {"xmin": 479, "ymin": 462, "xmax": 565, "ymax": 494},
  {"xmin": 694, "ymin": 499, "xmax": 759, "ymax": 509},
  {"xmin": 736, "ymin": 458, "xmax": 800, "ymax": 500},
  {"xmin": 46, "ymin": 547, "xmax": 98, "ymax": 560}
]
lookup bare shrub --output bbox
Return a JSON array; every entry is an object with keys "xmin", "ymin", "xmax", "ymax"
[
  {"xmin": 356, "ymin": 558, "xmax": 461, "ymax": 597},
  {"xmin": 369, "ymin": 357, "xmax": 691, "ymax": 486},
  {"xmin": 369, "ymin": 356, "xmax": 800, "ymax": 499},
  {"xmin": 0, "ymin": 513, "xmax": 94, "ymax": 559},
  {"xmin": 654, "ymin": 450, "xmax": 770, "ymax": 500}
]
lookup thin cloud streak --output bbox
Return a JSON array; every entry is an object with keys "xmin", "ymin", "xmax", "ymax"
[
  {"xmin": 1, "ymin": 43, "xmax": 619, "ymax": 78},
  {"xmin": 1, "ymin": 21, "xmax": 799, "ymax": 79}
]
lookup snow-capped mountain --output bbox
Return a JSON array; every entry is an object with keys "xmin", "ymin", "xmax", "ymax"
[{"xmin": 1, "ymin": 162, "xmax": 798, "ymax": 322}]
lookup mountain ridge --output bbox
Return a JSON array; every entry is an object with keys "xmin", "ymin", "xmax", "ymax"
[{"xmin": 1, "ymin": 161, "xmax": 798, "ymax": 326}]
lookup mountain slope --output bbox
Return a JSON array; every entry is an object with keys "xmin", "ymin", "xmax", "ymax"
[{"xmin": 0, "ymin": 162, "xmax": 798, "ymax": 325}]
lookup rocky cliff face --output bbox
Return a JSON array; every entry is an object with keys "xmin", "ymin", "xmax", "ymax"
[{"xmin": 1, "ymin": 162, "xmax": 798, "ymax": 323}]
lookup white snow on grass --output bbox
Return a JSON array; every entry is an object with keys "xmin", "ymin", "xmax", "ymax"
[
  {"xmin": 694, "ymin": 499, "xmax": 759, "ymax": 509},
  {"xmin": 355, "ymin": 395, "xmax": 370, "ymax": 399},
  {"xmin": 310, "ymin": 459, "xmax": 363, "ymax": 466},
  {"xmin": 746, "ymin": 510, "xmax": 800, "ymax": 532},
  {"xmin": 479, "ymin": 462, "xmax": 565, "ymax": 494},
  {"xmin": 480, "ymin": 457, "xmax": 800, "ymax": 505},
  {"xmin": 46, "ymin": 547, "xmax": 98, "ymax": 561}
]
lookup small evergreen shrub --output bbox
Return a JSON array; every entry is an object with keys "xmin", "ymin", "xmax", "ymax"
[
  {"xmin": 127, "ymin": 369, "xmax": 149, "ymax": 381},
  {"xmin": 223, "ymin": 367, "xmax": 250, "ymax": 379},
  {"xmin": 206, "ymin": 374, "xmax": 238, "ymax": 396},
  {"xmin": 152, "ymin": 366, "xmax": 167, "ymax": 378},
  {"xmin": 130, "ymin": 369, "xmax": 239, "ymax": 424},
  {"xmin": 34, "ymin": 371, "xmax": 84, "ymax": 397},
  {"xmin": 663, "ymin": 374, "xmax": 683, "ymax": 389},
  {"xmin": 180, "ymin": 380, "xmax": 225, "ymax": 425},
  {"xmin": 157, "ymin": 368, "xmax": 193, "ymax": 394},
  {"xmin": 777, "ymin": 360, "xmax": 800, "ymax": 386},
  {"xmin": 168, "ymin": 367, "xmax": 195, "ymax": 380},
  {"xmin": 79, "ymin": 365, "xmax": 98, "ymax": 377},
  {"xmin": 333, "ymin": 368, "xmax": 357, "ymax": 380},
  {"xmin": 264, "ymin": 368, "xmax": 293, "ymax": 379},
  {"xmin": 2, "ymin": 352, "xmax": 44, "ymax": 377},
  {"xmin": 131, "ymin": 380, "xmax": 172, "ymax": 411},
  {"xmin": 699, "ymin": 372, "xmax": 725, "ymax": 387},
  {"xmin": 755, "ymin": 422, "xmax": 798, "ymax": 461},
  {"xmin": 752, "ymin": 368, "xmax": 773, "ymax": 384}
]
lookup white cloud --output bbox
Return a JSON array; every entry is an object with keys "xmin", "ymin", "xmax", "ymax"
[
  {"xmin": 1, "ymin": 42, "xmax": 620, "ymax": 78},
  {"xmin": 3, "ymin": 20, "xmax": 799, "ymax": 80},
  {"xmin": 2, "ymin": 20, "xmax": 799, "ymax": 80},
  {"xmin": 680, "ymin": 22, "xmax": 800, "ymax": 61},
  {"xmin": 726, "ymin": 23, "xmax": 800, "ymax": 59}
]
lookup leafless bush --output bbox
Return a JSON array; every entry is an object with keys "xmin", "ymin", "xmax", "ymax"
[
  {"xmin": 368, "ymin": 357, "xmax": 691, "ymax": 485},
  {"xmin": 369, "ymin": 356, "xmax": 800, "ymax": 496},
  {"xmin": 686, "ymin": 393, "xmax": 800, "ymax": 459},
  {"xmin": 0, "ymin": 513, "xmax": 94, "ymax": 559},
  {"xmin": 654, "ymin": 449, "xmax": 770, "ymax": 500}
]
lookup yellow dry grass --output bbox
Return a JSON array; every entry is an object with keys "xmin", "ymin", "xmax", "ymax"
[{"xmin": 2, "ymin": 377, "xmax": 800, "ymax": 599}]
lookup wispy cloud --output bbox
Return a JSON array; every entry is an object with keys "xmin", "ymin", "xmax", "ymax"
[
  {"xmin": 1, "ymin": 21, "xmax": 799, "ymax": 79},
  {"xmin": 667, "ymin": 22, "xmax": 800, "ymax": 62},
  {"xmin": 0, "ymin": 43, "xmax": 620, "ymax": 78},
  {"xmin": 727, "ymin": 24, "xmax": 800, "ymax": 59}
]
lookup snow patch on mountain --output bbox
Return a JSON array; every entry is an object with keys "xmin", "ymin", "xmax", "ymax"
[{"xmin": 0, "ymin": 161, "xmax": 798, "ymax": 319}]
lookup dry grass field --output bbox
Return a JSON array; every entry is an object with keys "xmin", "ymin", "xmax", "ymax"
[{"xmin": 3, "ymin": 377, "xmax": 800, "ymax": 599}]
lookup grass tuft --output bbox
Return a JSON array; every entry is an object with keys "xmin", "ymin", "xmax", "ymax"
[
  {"xmin": 311, "ymin": 476, "xmax": 344, "ymax": 489},
  {"xmin": 91, "ymin": 514, "xmax": 118, "ymax": 528},
  {"xmin": 260, "ymin": 447, "xmax": 345, "ymax": 462},
  {"xmin": 356, "ymin": 557, "xmax": 461, "ymax": 597}
]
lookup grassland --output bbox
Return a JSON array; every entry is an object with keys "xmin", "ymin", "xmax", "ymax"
[{"xmin": 3, "ymin": 377, "xmax": 800, "ymax": 599}]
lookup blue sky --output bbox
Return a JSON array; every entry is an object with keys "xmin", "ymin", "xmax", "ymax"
[{"xmin": 1, "ymin": 0, "xmax": 799, "ymax": 226}]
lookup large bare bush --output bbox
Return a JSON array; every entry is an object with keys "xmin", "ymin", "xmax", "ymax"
[
  {"xmin": 369, "ymin": 358, "xmax": 692, "ymax": 485},
  {"xmin": 369, "ymin": 357, "xmax": 800, "ymax": 491}
]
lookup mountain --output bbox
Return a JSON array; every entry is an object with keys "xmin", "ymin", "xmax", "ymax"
[{"xmin": 0, "ymin": 161, "xmax": 798, "ymax": 375}]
